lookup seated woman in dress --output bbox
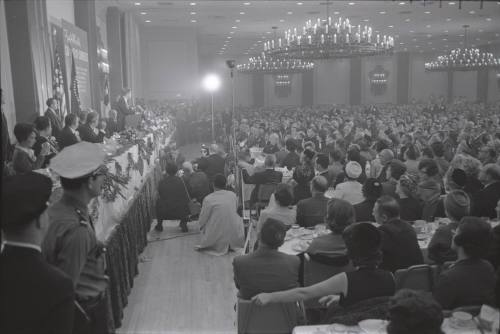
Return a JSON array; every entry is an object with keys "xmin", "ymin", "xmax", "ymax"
[
  {"xmin": 396, "ymin": 173, "xmax": 423, "ymax": 222},
  {"xmin": 427, "ymin": 190, "xmax": 470, "ymax": 264},
  {"xmin": 253, "ymin": 222, "xmax": 395, "ymax": 308},
  {"xmin": 387, "ymin": 289, "xmax": 444, "ymax": 334},
  {"xmin": 258, "ymin": 183, "xmax": 296, "ymax": 231},
  {"xmin": 11, "ymin": 123, "xmax": 50, "ymax": 174},
  {"xmin": 306, "ymin": 199, "xmax": 354, "ymax": 263},
  {"xmin": 433, "ymin": 217, "xmax": 496, "ymax": 310}
]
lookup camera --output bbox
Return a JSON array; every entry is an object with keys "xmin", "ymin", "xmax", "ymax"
[{"xmin": 226, "ymin": 60, "xmax": 236, "ymax": 69}]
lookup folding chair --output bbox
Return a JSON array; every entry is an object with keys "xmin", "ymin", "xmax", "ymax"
[
  {"xmin": 251, "ymin": 183, "xmax": 278, "ymax": 218},
  {"xmin": 237, "ymin": 298, "xmax": 305, "ymax": 334},
  {"xmin": 394, "ymin": 264, "xmax": 439, "ymax": 293},
  {"xmin": 302, "ymin": 254, "xmax": 353, "ymax": 310}
]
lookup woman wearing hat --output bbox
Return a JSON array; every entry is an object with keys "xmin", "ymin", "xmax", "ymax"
[
  {"xmin": 252, "ymin": 223, "xmax": 395, "ymax": 309},
  {"xmin": 427, "ymin": 190, "xmax": 471, "ymax": 264},
  {"xmin": 396, "ymin": 173, "xmax": 423, "ymax": 222}
]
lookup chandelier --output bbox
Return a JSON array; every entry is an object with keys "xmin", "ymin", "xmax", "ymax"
[
  {"xmin": 236, "ymin": 54, "xmax": 314, "ymax": 74},
  {"xmin": 262, "ymin": 1, "xmax": 394, "ymax": 60},
  {"xmin": 425, "ymin": 25, "xmax": 500, "ymax": 72}
]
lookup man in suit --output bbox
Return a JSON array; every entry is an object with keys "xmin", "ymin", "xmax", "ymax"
[
  {"xmin": 472, "ymin": 164, "xmax": 500, "ymax": 218},
  {"xmin": 233, "ymin": 218, "xmax": 300, "ymax": 299},
  {"xmin": 204, "ymin": 144, "xmax": 227, "ymax": 186},
  {"xmin": 373, "ymin": 195, "xmax": 424, "ymax": 272},
  {"xmin": 1, "ymin": 172, "xmax": 75, "ymax": 334},
  {"xmin": 155, "ymin": 162, "xmax": 191, "ymax": 232},
  {"xmin": 59, "ymin": 113, "xmax": 81, "ymax": 149},
  {"xmin": 33, "ymin": 116, "xmax": 59, "ymax": 168},
  {"xmin": 44, "ymin": 97, "xmax": 63, "ymax": 140},
  {"xmin": 78, "ymin": 111, "xmax": 105, "ymax": 143},
  {"xmin": 116, "ymin": 88, "xmax": 134, "ymax": 131},
  {"xmin": 296, "ymin": 175, "xmax": 329, "ymax": 227},
  {"xmin": 242, "ymin": 154, "xmax": 283, "ymax": 204}
]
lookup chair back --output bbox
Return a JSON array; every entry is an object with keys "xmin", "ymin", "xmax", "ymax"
[
  {"xmin": 395, "ymin": 264, "xmax": 438, "ymax": 292},
  {"xmin": 303, "ymin": 255, "xmax": 353, "ymax": 309},
  {"xmin": 257, "ymin": 183, "xmax": 278, "ymax": 204},
  {"xmin": 237, "ymin": 298, "xmax": 304, "ymax": 334}
]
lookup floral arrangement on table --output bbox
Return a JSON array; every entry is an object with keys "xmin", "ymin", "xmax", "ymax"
[{"xmin": 101, "ymin": 162, "xmax": 130, "ymax": 202}]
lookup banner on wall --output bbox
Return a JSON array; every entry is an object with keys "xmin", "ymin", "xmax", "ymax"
[
  {"xmin": 62, "ymin": 19, "xmax": 91, "ymax": 113},
  {"xmin": 50, "ymin": 23, "xmax": 69, "ymax": 121}
]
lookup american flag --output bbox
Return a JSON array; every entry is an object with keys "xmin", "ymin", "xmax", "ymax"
[
  {"xmin": 52, "ymin": 48, "xmax": 67, "ymax": 121},
  {"xmin": 70, "ymin": 51, "xmax": 81, "ymax": 114}
]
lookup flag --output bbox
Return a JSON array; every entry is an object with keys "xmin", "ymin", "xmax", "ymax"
[
  {"xmin": 103, "ymin": 75, "xmax": 110, "ymax": 106},
  {"xmin": 52, "ymin": 47, "xmax": 67, "ymax": 121},
  {"xmin": 70, "ymin": 51, "xmax": 81, "ymax": 115}
]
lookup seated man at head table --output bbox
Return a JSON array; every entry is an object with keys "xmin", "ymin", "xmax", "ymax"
[{"xmin": 233, "ymin": 218, "xmax": 300, "ymax": 300}]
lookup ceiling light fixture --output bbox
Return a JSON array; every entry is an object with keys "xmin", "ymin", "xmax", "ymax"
[
  {"xmin": 297, "ymin": 2, "xmax": 303, "ymax": 5},
  {"xmin": 237, "ymin": 54, "xmax": 314, "ymax": 74},
  {"xmin": 425, "ymin": 25, "xmax": 500, "ymax": 72},
  {"xmin": 263, "ymin": 11, "xmax": 394, "ymax": 60},
  {"xmin": 190, "ymin": 2, "xmax": 196, "ymax": 5},
  {"xmin": 235, "ymin": 19, "xmax": 241, "ymax": 22},
  {"xmin": 190, "ymin": 12, "xmax": 196, "ymax": 15},
  {"xmin": 191, "ymin": 19, "xmax": 196, "ymax": 23},
  {"xmin": 287, "ymin": 11, "xmax": 293, "ymax": 15},
  {"xmin": 140, "ymin": 12, "xmax": 147, "ymax": 15},
  {"xmin": 145, "ymin": 20, "xmax": 151, "ymax": 22},
  {"xmin": 448, "ymin": 1, "xmax": 456, "ymax": 4},
  {"xmin": 134, "ymin": 2, "xmax": 141, "ymax": 6},
  {"xmin": 379, "ymin": 11, "xmax": 386, "ymax": 14},
  {"xmin": 240, "ymin": 11, "xmax": 245, "ymax": 15},
  {"xmin": 244, "ymin": 2, "xmax": 251, "ymax": 5}
]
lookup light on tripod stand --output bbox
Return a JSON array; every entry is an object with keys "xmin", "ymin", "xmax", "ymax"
[{"xmin": 202, "ymin": 74, "xmax": 221, "ymax": 142}]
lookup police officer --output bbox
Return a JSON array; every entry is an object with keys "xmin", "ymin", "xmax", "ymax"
[{"xmin": 42, "ymin": 142, "xmax": 109, "ymax": 334}]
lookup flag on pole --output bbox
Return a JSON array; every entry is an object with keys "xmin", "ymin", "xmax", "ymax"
[
  {"xmin": 52, "ymin": 47, "xmax": 67, "ymax": 121},
  {"xmin": 70, "ymin": 51, "xmax": 81, "ymax": 115}
]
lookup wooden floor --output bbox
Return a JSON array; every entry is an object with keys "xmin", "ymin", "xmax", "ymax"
[{"xmin": 118, "ymin": 142, "xmax": 238, "ymax": 334}]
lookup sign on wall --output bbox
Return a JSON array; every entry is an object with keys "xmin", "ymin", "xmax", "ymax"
[{"xmin": 61, "ymin": 19, "xmax": 91, "ymax": 113}]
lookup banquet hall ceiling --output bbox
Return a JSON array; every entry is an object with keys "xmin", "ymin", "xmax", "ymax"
[{"xmin": 112, "ymin": 0, "xmax": 500, "ymax": 57}]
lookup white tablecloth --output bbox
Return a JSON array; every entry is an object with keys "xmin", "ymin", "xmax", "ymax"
[{"xmin": 292, "ymin": 318, "xmax": 485, "ymax": 334}]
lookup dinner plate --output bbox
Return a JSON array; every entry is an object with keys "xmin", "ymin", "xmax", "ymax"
[{"xmin": 358, "ymin": 319, "xmax": 387, "ymax": 334}]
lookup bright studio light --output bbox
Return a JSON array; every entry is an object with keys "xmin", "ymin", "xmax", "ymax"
[{"xmin": 202, "ymin": 74, "xmax": 221, "ymax": 92}]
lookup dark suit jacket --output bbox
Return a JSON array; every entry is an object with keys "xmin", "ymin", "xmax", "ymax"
[
  {"xmin": 281, "ymin": 152, "xmax": 300, "ymax": 170},
  {"xmin": 354, "ymin": 199, "xmax": 376, "ymax": 222},
  {"xmin": 58, "ymin": 126, "xmax": 79, "ymax": 149},
  {"xmin": 433, "ymin": 258, "xmax": 496, "ymax": 310},
  {"xmin": 184, "ymin": 171, "xmax": 210, "ymax": 204},
  {"xmin": 11, "ymin": 147, "xmax": 44, "ymax": 174},
  {"xmin": 116, "ymin": 96, "xmax": 133, "ymax": 131},
  {"xmin": 0, "ymin": 245, "xmax": 75, "ymax": 334},
  {"xmin": 78, "ymin": 124, "xmax": 104, "ymax": 143},
  {"xmin": 242, "ymin": 168, "xmax": 283, "ymax": 203},
  {"xmin": 157, "ymin": 174, "xmax": 190, "ymax": 220},
  {"xmin": 205, "ymin": 154, "xmax": 226, "ymax": 182},
  {"xmin": 472, "ymin": 181, "xmax": 500, "ymax": 218},
  {"xmin": 233, "ymin": 247, "xmax": 300, "ymax": 299},
  {"xmin": 44, "ymin": 108, "xmax": 63, "ymax": 140},
  {"xmin": 296, "ymin": 193, "xmax": 329, "ymax": 227},
  {"xmin": 378, "ymin": 219, "xmax": 424, "ymax": 272}
]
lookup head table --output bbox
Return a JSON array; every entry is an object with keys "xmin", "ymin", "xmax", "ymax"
[{"xmin": 36, "ymin": 125, "xmax": 172, "ymax": 331}]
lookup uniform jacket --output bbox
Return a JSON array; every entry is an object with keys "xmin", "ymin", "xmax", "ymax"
[
  {"xmin": 42, "ymin": 194, "xmax": 108, "ymax": 300},
  {"xmin": 1, "ymin": 245, "xmax": 75, "ymax": 334}
]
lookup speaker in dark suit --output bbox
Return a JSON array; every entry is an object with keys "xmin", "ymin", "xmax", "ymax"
[
  {"xmin": 116, "ymin": 88, "xmax": 134, "ymax": 131},
  {"xmin": 472, "ymin": 164, "xmax": 500, "ymax": 218},
  {"xmin": 1, "ymin": 172, "xmax": 75, "ymax": 334}
]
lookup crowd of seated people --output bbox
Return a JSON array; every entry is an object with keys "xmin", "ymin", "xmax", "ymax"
[{"xmin": 231, "ymin": 98, "xmax": 500, "ymax": 327}]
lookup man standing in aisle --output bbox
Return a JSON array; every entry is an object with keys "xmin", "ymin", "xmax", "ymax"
[{"xmin": 42, "ymin": 142, "xmax": 109, "ymax": 334}]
